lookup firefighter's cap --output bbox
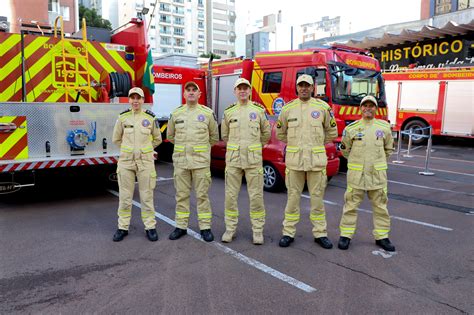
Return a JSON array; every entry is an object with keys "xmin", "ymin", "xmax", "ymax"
[
  {"xmin": 296, "ymin": 74, "xmax": 314, "ymax": 86},
  {"xmin": 234, "ymin": 78, "xmax": 251, "ymax": 89},
  {"xmin": 184, "ymin": 81, "xmax": 200, "ymax": 91},
  {"xmin": 128, "ymin": 87, "xmax": 145, "ymax": 98},
  {"xmin": 360, "ymin": 95, "xmax": 378, "ymax": 107}
]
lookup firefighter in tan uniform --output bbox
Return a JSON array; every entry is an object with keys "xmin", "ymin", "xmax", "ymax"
[
  {"xmin": 167, "ymin": 81, "xmax": 219, "ymax": 242},
  {"xmin": 276, "ymin": 74, "xmax": 338, "ymax": 248},
  {"xmin": 112, "ymin": 87, "xmax": 162, "ymax": 242},
  {"xmin": 221, "ymin": 78, "xmax": 271, "ymax": 245},
  {"xmin": 338, "ymin": 95, "xmax": 395, "ymax": 251}
]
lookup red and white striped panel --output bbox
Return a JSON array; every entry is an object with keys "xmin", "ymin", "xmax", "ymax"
[{"xmin": 0, "ymin": 156, "xmax": 118, "ymax": 173}]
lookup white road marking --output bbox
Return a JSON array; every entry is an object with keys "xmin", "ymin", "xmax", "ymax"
[
  {"xmin": 388, "ymin": 163, "xmax": 474, "ymax": 177},
  {"xmin": 338, "ymin": 172, "xmax": 473, "ymax": 195},
  {"xmin": 409, "ymin": 154, "xmax": 474, "ymax": 164},
  {"xmin": 108, "ymin": 189, "xmax": 317, "ymax": 293},
  {"xmin": 372, "ymin": 249, "xmax": 397, "ymax": 259},
  {"xmin": 301, "ymin": 194, "xmax": 453, "ymax": 231}
]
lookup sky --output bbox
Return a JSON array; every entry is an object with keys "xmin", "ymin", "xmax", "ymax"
[{"xmin": 234, "ymin": 0, "xmax": 422, "ymax": 55}]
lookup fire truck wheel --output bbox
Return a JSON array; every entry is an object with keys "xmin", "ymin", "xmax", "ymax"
[
  {"xmin": 403, "ymin": 119, "xmax": 429, "ymax": 145},
  {"xmin": 263, "ymin": 163, "xmax": 284, "ymax": 192}
]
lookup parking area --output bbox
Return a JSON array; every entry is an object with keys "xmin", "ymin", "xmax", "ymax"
[{"xmin": 0, "ymin": 140, "xmax": 473, "ymax": 313}]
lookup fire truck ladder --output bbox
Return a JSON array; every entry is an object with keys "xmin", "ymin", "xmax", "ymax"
[{"xmin": 54, "ymin": 17, "xmax": 92, "ymax": 102}]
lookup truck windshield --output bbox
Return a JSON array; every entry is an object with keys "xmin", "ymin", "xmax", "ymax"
[{"xmin": 330, "ymin": 65, "xmax": 385, "ymax": 107}]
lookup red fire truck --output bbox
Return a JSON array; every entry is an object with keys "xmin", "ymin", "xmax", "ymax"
[
  {"xmin": 0, "ymin": 17, "xmax": 152, "ymax": 192},
  {"xmin": 206, "ymin": 47, "xmax": 388, "ymax": 135},
  {"xmin": 383, "ymin": 67, "xmax": 474, "ymax": 144}
]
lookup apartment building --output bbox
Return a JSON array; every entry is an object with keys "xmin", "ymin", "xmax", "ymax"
[{"xmin": 206, "ymin": 0, "xmax": 236, "ymax": 58}]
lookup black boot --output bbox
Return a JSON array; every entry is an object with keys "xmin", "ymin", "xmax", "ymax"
[
  {"xmin": 146, "ymin": 228, "xmax": 158, "ymax": 242},
  {"xmin": 315, "ymin": 237, "xmax": 333, "ymax": 249},
  {"xmin": 113, "ymin": 229, "xmax": 128, "ymax": 242},
  {"xmin": 376, "ymin": 238, "xmax": 396, "ymax": 252},
  {"xmin": 169, "ymin": 227, "xmax": 187, "ymax": 240},
  {"xmin": 338, "ymin": 236, "xmax": 351, "ymax": 250},
  {"xmin": 278, "ymin": 235, "xmax": 294, "ymax": 247},
  {"xmin": 200, "ymin": 229, "xmax": 214, "ymax": 242}
]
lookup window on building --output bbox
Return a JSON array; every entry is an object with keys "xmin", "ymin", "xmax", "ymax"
[
  {"xmin": 175, "ymin": 38, "xmax": 184, "ymax": 47},
  {"xmin": 174, "ymin": 17, "xmax": 184, "ymax": 25},
  {"xmin": 162, "ymin": 48, "xmax": 169, "ymax": 53},
  {"xmin": 198, "ymin": 0, "xmax": 204, "ymax": 7},
  {"xmin": 160, "ymin": 14, "xmax": 171, "ymax": 23},
  {"xmin": 174, "ymin": 27, "xmax": 184, "ymax": 36},
  {"xmin": 174, "ymin": 49, "xmax": 184, "ymax": 53},
  {"xmin": 458, "ymin": 0, "xmax": 471, "ymax": 9},
  {"xmin": 213, "ymin": 49, "xmax": 228, "ymax": 55},
  {"xmin": 48, "ymin": 0, "xmax": 59, "ymax": 12},
  {"xmin": 160, "ymin": 26, "xmax": 170, "ymax": 34},
  {"xmin": 435, "ymin": 0, "xmax": 452, "ymax": 15},
  {"xmin": 161, "ymin": 37, "xmax": 171, "ymax": 45},
  {"xmin": 60, "ymin": 6, "xmax": 70, "ymax": 21},
  {"xmin": 262, "ymin": 72, "xmax": 282, "ymax": 93},
  {"xmin": 198, "ymin": 21, "xmax": 204, "ymax": 29},
  {"xmin": 160, "ymin": 3, "xmax": 170, "ymax": 12}
]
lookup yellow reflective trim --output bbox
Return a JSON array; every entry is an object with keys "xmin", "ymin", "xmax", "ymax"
[
  {"xmin": 174, "ymin": 144, "xmax": 185, "ymax": 152},
  {"xmin": 339, "ymin": 106, "xmax": 345, "ymax": 115},
  {"xmin": 227, "ymin": 143, "xmax": 239, "ymax": 150},
  {"xmin": 176, "ymin": 211, "xmax": 190, "ymax": 218},
  {"xmin": 225, "ymin": 209, "xmax": 239, "ymax": 217},
  {"xmin": 340, "ymin": 227, "xmax": 356, "ymax": 231},
  {"xmin": 348, "ymin": 163, "xmax": 363, "ymax": 170},
  {"xmin": 250, "ymin": 211, "xmax": 265, "ymax": 218},
  {"xmin": 310, "ymin": 214, "xmax": 326, "ymax": 221},
  {"xmin": 312, "ymin": 146, "xmax": 325, "ymax": 153},
  {"xmin": 286, "ymin": 146, "xmax": 299, "ymax": 153},
  {"xmin": 141, "ymin": 147, "xmax": 153, "ymax": 153},
  {"xmin": 121, "ymin": 145, "xmax": 133, "ymax": 153},
  {"xmin": 198, "ymin": 213, "xmax": 212, "ymax": 219},
  {"xmin": 248, "ymin": 143, "xmax": 262, "ymax": 151},
  {"xmin": 374, "ymin": 163, "xmax": 388, "ymax": 170}
]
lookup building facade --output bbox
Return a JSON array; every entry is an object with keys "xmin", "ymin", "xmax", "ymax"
[
  {"xmin": 421, "ymin": 0, "xmax": 473, "ymax": 19},
  {"xmin": 301, "ymin": 16, "xmax": 340, "ymax": 44},
  {"xmin": 206, "ymin": 0, "xmax": 236, "ymax": 58},
  {"xmin": 3, "ymin": 0, "xmax": 78, "ymax": 34}
]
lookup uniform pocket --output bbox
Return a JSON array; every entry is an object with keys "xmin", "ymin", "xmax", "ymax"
[
  {"xmin": 229, "ymin": 120, "xmax": 240, "ymax": 139},
  {"xmin": 226, "ymin": 143, "xmax": 240, "ymax": 163},
  {"xmin": 310, "ymin": 146, "xmax": 327, "ymax": 169},
  {"xmin": 310, "ymin": 119, "xmax": 323, "ymax": 143},
  {"xmin": 288, "ymin": 120, "xmax": 299, "ymax": 139},
  {"xmin": 193, "ymin": 145, "xmax": 210, "ymax": 165},
  {"xmin": 247, "ymin": 143, "xmax": 263, "ymax": 165},
  {"xmin": 249, "ymin": 121, "xmax": 260, "ymax": 138},
  {"xmin": 150, "ymin": 170, "xmax": 157, "ymax": 190}
]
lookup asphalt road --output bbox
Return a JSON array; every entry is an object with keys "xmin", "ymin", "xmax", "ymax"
[{"xmin": 1, "ymin": 140, "xmax": 473, "ymax": 314}]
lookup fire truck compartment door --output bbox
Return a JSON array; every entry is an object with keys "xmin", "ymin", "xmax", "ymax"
[
  {"xmin": 399, "ymin": 81, "xmax": 438, "ymax": 112},
  {"xmin": 442, "ymin": 81, "xmax": 473, "ymax": 136},
  {"xmin": 214, "ymin": 74, "xmax": 240, "ymax": 123},
  {"xmin": 384, "ymin": 81, "xmax": 399, "ymax": 126},
  {"xmin": 152, "ymin": 84, "xmax": 182, "ymax": 120}
]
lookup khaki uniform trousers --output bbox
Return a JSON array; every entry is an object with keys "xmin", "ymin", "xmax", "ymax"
[
  {"xmin": 117, "ymin": 164, "xmax": 157, "ymax": 230},
  {"xmin": 282, "ymin": 169, "xmax": 328, "ymax": 238},
  {"xmin": 174, "ymin": 167, "xmax": 212, "ymax": 230},
  {"xmin": 224, "ymin": 166, "xmax": 265, "ymax": 233},
  {"xmin": 339, "ymin": 187, "xmax": 390, "ymax": 240}
]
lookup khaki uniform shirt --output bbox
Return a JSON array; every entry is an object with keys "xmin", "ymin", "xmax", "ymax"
[
  {"xmin": 167, "ymin": 104, "xmax": 219, "ymax": 169},
  {"xmin": 221, "ymin": 101, "xmax": 271, "ymax": 168},
  {"xmin": 112, "ymin": 108, "xmax": 162, "ymax": 170},
  {"xmin": 341, "ymin": 118, "xmax": 394, "ymax": 190},
  {"xmin": 276, "ymin": 97, "xmax": 337, "ymax": 171}
]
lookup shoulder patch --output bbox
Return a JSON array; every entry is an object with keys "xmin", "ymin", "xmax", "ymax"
[
  {"xmin": 224, "ymin": 103, "xmax": 237, "ymax": 111},
  {"xmin": 199, "ymin": 104, "xmax": 213, "ymax": 112},
  {"xmin": 120, "ymin": 108, "xmax": 131, "ymax": 115},
  {"xmin": 251, "ymin": 102, "xmax": 265, "ymax": 111},
  {"xmin": 171, "ymin": 105, "xmax": 186, "ymax": 114},
  {"xmin": 144, "ymin": 109, "xmax": 155, "ymax": 117}
]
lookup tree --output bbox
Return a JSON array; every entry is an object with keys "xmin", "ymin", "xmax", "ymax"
[
  {"xmin": 199, "ymin": 52, "xmax": 221, "ymax": 60},
  {"xmin": 79, "ymin": 5, "xmax": 112, "ymax": 30}
]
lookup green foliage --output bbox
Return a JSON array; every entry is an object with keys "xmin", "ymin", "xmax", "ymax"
[
  {"xmin": 199, "ymin": 52, "xmax": 222, "ymax": 60},
  {"xmin": 79, "ymin": 4, "xmax": 112, "ymax": 30}
]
